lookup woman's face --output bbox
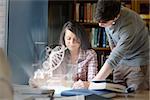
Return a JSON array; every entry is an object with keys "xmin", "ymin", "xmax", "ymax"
[{"xmin": 64, "ymin": 29, "xmax": 81, "ymax": 51}]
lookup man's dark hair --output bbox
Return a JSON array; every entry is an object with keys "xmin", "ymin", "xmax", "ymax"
[{"xmin": 95, "ymin": 0, "xmax": 121, "ymax": 22}]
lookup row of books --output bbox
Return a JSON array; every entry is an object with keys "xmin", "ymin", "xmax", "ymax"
[
  {"xmin": 75, "ymin": 3, "xmax": 97, "ymax": 23},
  {"xmin": 74, "ymin": 2, "xmax": 142, "ymax": 23},
  {"xmin": 98, "ymin": 53, "xmax": 109, "ymax": 67},
  {"xmin": 95, "ymin": 51, "xmax": 110, "ymax": 68},
  {"xmin": 91, "ymin": 27, "xmax": 109, "ymax": 48}
]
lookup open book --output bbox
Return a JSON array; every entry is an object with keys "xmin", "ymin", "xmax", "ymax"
[{"xmin": 88, "ymin": 80, "xmax": 126, "ymax": 93}]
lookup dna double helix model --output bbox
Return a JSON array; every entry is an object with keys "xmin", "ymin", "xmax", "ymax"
[{"xmin": 33, "ymin": 45, "xmax": 67, "ymax": 79}]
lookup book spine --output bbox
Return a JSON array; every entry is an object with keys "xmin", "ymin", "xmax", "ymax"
[
  {"xmin": 75, "ymin": 3, "xmax": 80, "ymax": 22},
  {"xmin": 79, "ymin": 3, "xmax": 84, "ymax": 22},
  {"xmin": 84, "ymin": 3, "xmax": 87, "ymax": 22},
  {"xmin": 102, "ymin": 28, "xmax": 106, "ymax": 48},
  {"xmin": 87, "ymin": 3, "xmax": 91, "ymax": 23},
  {"xmin": 92, "ymin": 3, "xmax": 96, "ymax": 23}
]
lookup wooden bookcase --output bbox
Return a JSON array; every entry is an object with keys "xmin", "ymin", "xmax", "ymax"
[
  {"xmin": 73, "ymin": 0, "xmax": 111, "ymax": 70},
  {"xmin": 72, "ymin": 0, "xmax": 149, "ymax": 80},
  {"xmin": 122, "ymin": 0, "xmax": 150, "ymax": 29},
  {"xmin": 73, "ymin": 0, "xmax": 149, "ymax": 67},
  {"xmin": 48, "ymin": 0, "xmax": 149, "ymax": 74},
  {"xmin": 48, "ymin": 0, "xmax": 74, "ymax": 45}
]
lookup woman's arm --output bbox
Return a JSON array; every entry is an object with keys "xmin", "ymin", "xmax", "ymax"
[
  {"xmin": 72, "ymin": 49, "xmax": 98, "ymax": 89},
  {"xmin": 87, "ymin": 50, "xmax": 98, "ymax": 81},
  {"xmin": 72, "ymin": 62, "xmax": 112, "ymax": 89}
]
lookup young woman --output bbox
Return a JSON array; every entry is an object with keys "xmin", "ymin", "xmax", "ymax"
[
  {"xmin": 59, "ymin": 20, "xmax": 98, "ymax": 82},
  {"xmin": 29, "ymin": 21, "xmax": 98, "ymax": 88}
]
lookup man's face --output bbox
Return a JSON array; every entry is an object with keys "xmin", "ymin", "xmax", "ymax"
[
  {"xmin": 98, "ymin": 14, "xmax": 120, "ymax": 28},
  {"xmin": 98, "ymin": 20, "xmax": 115, "ymax": 28}
]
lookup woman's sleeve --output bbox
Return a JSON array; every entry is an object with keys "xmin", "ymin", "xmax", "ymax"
[{"xmin": 87, "ymin": 50, "xmax": 98, "ymax": 81}]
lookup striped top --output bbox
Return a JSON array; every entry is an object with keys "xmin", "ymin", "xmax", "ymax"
[
  {"xmin": 54, "ymin": 49, "xmax": 98, "ymax": 81},
  {"xmin": 73, "ymin": 49, "xmax": 98, "ymax": 81}
]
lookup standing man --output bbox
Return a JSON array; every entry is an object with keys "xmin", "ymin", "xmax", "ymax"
[
  {"xmin": 73, "ymin": 0, "xmax": 149, "ymax": 92},
  {"xmin": 93, "ymin": 0, "xmax": 149, "ymax": 91}
]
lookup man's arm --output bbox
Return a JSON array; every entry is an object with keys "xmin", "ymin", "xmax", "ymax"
[
  {"xmin": 72, "ymin": 62, "xmax": 112, "ymax": 89},
  {"xmin": 92, "ymin": 62, "xmax": 112, "ymax": 80}
]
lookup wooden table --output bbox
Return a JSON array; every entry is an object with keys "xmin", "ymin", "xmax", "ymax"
[
  {"xmin": 13, "ymin": 84, "xmax": 150, "ymax": 100},
  {"xmin": 113, "ymin": 90, "xmax": 150, "ymax": 100}
]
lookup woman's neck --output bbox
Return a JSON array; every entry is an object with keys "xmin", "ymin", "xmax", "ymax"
[{"xmin": 70, "ymin": 49, "xmax": 80, "ymax": 64}]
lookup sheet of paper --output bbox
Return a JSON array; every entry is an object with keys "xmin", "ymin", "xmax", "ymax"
[
  {"xmin": 40, "ymin": 85, "xmax": 71, "ymax": 96},
  {"xmin": 13, "ymin": 84, "xmax": 52, "ymax": 95}
]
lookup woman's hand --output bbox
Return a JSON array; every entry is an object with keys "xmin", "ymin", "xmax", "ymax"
[
  {"xmin": 28, "ymin": 78, "xmax": 46, "ymax": 88},
  {"xmin": 28, "ymin": 78, "xmax": 38, "ymax": 88},
  {"xmin": 72, "ymin": 80, "xmax": 90, "ymax": 89}
]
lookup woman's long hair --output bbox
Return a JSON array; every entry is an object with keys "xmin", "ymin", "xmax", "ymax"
[{"xmin": 59, "ymin": 20, "xmax": 91, "ymax": 50}]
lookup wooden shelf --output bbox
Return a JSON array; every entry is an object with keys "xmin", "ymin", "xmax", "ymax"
[
  {"xmin": 74, "ymin": 0, "xmax": 110, "ymax": 68},
  {"xmin": 48, "ymin": 1, "xmax": 73, "ymax": 4},
  {"xmin": 93, "ymin": 47, "xmax": 111, "ymax": 51},
  {"xmin": 139, "ymin": 0, "xmax": 149, "ymax": 4},
  {"xmin": 79, "ymin": 22, "xmax": 99, "ymax": 28},
  {"xmin": 140, "ymin": 14, "xmax": 150, "ymax": 20},
  {"xmin": 75, "ymin": 0, "xmax": 97, "ymax": 3}
]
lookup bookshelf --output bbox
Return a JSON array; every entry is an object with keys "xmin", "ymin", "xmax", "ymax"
[
  {"xmin": 79, "ymin": 22, "xmax": 99, "ymax": 28},
  {"xmin": 122, "ymin": 0, "xmax": 150, "ymax": 29},
  {"xmin": 48, "ymin": 0, "xmax": 74, "ymax": 45},
  {"xmin": 122, "ymin": 0, "xmax": 149, "ymax": 14},
  {"xmin": 72, "ymin": 0, "xmax": 149, "ymax": 80},
  {"xmin": 48, "ymin": 0, "xmax": 149, "ymax": 73},
  {"xmin": 73, "ymin": 0, "xmax": 110, "ymax": 70}
]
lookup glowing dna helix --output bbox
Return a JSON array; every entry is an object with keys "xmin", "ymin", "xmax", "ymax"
[{"xmin": 33, "ymin": 45, "xmax": 67, "ymax": 79}]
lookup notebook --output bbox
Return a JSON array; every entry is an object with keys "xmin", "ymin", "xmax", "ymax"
[
  {"xmin": 61, "ymin": 89, "xmax": 116, "ymax": 98},
  {"xmin": 89, "ymin": 80, "xmax": 126, "ymax": 93}
]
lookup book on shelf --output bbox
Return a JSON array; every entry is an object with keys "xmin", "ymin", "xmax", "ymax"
[
  {"xmin": 88, "ymin": 80, "xmax": 126, "ymax": 93},
  {"xmin": 79, "ymin": 3, "xmax": 84, "ymax": 22},
  {"xmin": 100, "ymin": 53, "xmax": 109, "ymax": 67},
  {"xmin": 75, "ymin": 3, "xmax": 80, "ymax": 22},
  {"xmin": 90, "ymin": 27, "xmax": 109, "ymax": 48},
  {"xmin": 75, "ymin": 2, "xmax": 97, "ymax": 23},
  {"xmin": 84, "ymin": 3, "xmax": 87, "ymax": 22},
  {"xmin": 140, "ymin": 14, "xmax": 150, "ymax": 20}
]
